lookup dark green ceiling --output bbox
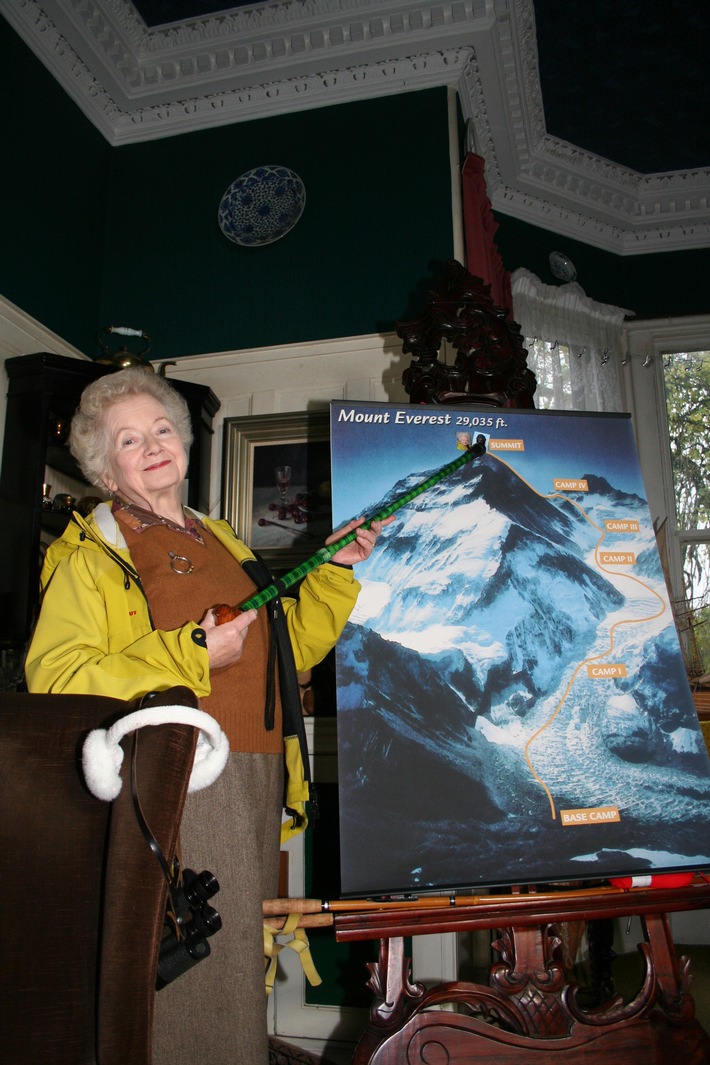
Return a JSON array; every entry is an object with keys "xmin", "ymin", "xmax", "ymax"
[{"xmin": 534, "ymin": 0, "xmax": 710, "ymax": 174}]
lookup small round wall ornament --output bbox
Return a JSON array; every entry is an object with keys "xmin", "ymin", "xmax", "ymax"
[
  {"xmin": 549, "ymin": 250, "xmax": 577, "ymax": 283},
  {"xmin": 218, "ymin": 165, "xmax": 306, "ymax": 247}
]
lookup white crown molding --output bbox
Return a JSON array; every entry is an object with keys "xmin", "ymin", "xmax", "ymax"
[
  {"xmin": 4, "ymin": 0, "xmax": 710, "ymax": 254},
  {"xmin": 8, "ymin": 0, "xmax": 492, "ymax": 111}
]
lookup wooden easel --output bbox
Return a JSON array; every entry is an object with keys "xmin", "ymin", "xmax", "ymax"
[{"xmin": 330, "ymin": 879, "xmax": 710, "ymax": 1063}]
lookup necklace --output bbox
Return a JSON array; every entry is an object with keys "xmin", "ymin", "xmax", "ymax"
[{"xmin": 168, "ymin": 550, "xmax": 193, "ymax": 575}]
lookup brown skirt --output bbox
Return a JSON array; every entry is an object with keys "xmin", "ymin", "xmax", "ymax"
[{"xmin": 152, "ymin": 752, "xmax": 284, "ymax": 1065}]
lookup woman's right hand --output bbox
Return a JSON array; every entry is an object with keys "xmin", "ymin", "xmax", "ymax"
[{"xmin": 199, "ymin": 607, "xmax": 257, "ymax": 669}]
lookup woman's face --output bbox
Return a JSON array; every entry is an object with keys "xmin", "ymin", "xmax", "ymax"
[{"xmin": 102, "ymin": 394, "xmax": 188, "ymax": 508}]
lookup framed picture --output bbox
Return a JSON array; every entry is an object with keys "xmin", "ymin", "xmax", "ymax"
[{"xmin": 222, "ymin": 410, "xmax": 332, "ymax": 570}]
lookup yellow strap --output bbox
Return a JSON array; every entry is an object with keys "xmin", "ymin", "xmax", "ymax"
[{"xmin": 263, "ymin": 912, "xmax": 322, "ymax": 995}]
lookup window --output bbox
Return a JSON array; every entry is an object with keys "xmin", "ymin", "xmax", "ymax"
[
  {"xmin": 625, "ymin": 317, "xmax": 710, "ymax": 684},
  {"xmin": 661, "ymin": 350, "xmax": 710, "ymax": 679}
]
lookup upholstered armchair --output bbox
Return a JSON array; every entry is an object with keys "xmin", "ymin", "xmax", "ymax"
[{"xmin": 1, "ymin": 686, "xmax": 201, "ymax": 1065}]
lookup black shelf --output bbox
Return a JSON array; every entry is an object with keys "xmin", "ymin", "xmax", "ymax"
[
  {"xmin": 45, "ymin": 442, "xmax": 83, "ymax": 481},
  {"xmin": 40, "ymin": 509, "xmax": 73, "ymax": 536}
]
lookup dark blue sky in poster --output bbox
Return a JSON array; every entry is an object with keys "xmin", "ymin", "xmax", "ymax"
[
  {"xmin": 329, "ymin": 403, "xmax": 645, "ymax": 528},
  {"xmin": 330, "ymin": 401, "xmax": 710, "ymax": 897}
]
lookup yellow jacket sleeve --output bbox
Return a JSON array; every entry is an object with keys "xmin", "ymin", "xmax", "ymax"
[
  {"xmin": 282, "ymin": 563, "xmax": 361, "ymax": 673},
  {"xmin": 25, "ymin": 533, "xmax": 212, "ymax": 699}
]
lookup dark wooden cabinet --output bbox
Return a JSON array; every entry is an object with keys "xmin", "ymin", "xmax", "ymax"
[{"xmin": 0, "ymin": 352, "xmax": 219, "ymax": 649}]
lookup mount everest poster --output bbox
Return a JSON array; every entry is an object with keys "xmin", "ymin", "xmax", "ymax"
[{"xmin": 329, "ymin": 401, "xmax": 710, "ymax": 897}]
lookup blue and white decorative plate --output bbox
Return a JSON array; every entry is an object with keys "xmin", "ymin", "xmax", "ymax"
[
  {"xmin": 218, "ymin": 165, "xmax": 306, "ymax": 247},
  {"xmin": 549, "ymin": 250, "xmax": 577, "ymax": 283}
]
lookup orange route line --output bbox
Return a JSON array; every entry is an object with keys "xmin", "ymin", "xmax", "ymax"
[{"xmin": 489, "ymin": 454, "xmax": 668, "ymax": 820}]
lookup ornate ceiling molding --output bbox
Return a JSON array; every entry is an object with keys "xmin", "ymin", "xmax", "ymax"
[
  {"xmin": 4, "ymin": 0, "xmax": 709, "ymax": 254},
  {"xmin": 11, "ymin": 0, "xmax": 488, "ymax": 110}
]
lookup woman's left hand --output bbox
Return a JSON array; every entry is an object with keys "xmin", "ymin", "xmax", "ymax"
[{"xmin": 327, "ymin": 516, "xmax": 393, "ymax": 567}]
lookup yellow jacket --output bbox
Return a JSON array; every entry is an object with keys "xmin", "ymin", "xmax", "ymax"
[{"xmin": 25, "ymin": 502, "xmax": 360, "ymax": 838}]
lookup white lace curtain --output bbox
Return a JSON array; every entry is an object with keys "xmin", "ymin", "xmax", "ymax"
[{"xmin": 511, "ymin": 268, "xmax": 631, "ymax": 413}]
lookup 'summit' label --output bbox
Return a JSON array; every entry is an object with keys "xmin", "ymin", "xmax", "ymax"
[{"xmin": 489, "ymin": 439, "xmax": 525, "ymax": 451}]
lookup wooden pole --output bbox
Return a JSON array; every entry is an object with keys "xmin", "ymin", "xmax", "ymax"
[{"xmin": 262, "ymin": 884, "xmax": 630, "ymax": 918}]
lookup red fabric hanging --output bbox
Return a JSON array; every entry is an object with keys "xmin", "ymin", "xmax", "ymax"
[{"xmin": 461, "ymin": 152, "xmax": 513, "ymax": 316}]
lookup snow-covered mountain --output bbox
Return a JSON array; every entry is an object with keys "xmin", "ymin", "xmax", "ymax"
[{"xmin": 336, "ymin": 453, "xmax": 710, "ymax": 895}]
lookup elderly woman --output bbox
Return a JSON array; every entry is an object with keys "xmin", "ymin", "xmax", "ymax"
[{"xmin": 25, "ymin": 367, "xmax": 388, "ymax": 1065}]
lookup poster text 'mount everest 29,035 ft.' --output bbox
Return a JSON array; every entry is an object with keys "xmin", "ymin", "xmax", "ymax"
[{"xmin": 329, "ymin": 401, "xmax": 710, "ymax": 897}]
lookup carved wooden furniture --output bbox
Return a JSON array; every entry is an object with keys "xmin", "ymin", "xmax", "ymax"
[
  {"xmin": 0, "ymin": 686, "xmax": 199, "ymax": 1065},
  {"xmin": 397, "ymin": 259, "xmax": 536, "ymax": 409},
  {"xmin": 334, "ymin": 881, "xmax": 710, "ymax": 1063}
]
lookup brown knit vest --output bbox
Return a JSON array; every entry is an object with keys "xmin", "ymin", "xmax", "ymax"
[{"xmin": 118, "ymin": 517, "xmax": 282, "ymax": 753}]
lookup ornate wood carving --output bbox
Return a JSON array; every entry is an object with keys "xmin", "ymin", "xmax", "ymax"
[
  {"xmin": 365, "ymin": 937, "xmax": 426, "ymax": 1029},
  {"xmin": 398, "ymin": 259, "xmax": 536, "ymax": 409},
  {"xmin": 338, "ymin": 883, "xmax": 710, "ymax": 1064}
]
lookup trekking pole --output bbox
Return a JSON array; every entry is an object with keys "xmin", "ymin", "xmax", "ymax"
[{"xmin": 214, "ymin": 434, "xmax": 486, "ymax": 622}]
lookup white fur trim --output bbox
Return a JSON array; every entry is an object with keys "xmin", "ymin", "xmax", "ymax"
[{"xmin": 82, "ymin": 705, "xmax": 230, "ymax": 801}]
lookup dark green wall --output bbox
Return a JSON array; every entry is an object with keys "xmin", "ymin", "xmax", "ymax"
[
  {"xmin": 100, "ymin": 90, "xmax": 455, "ymax": 358},
  {"xmin": 0, "ymin": 18, "xmax": 110, "ymax": 353},
  {"xmin": 1, "ymin": 17, "xmax": 453, "ymax": 358},
  {"xmin": 494, "ymin": 213, "xmax": 710, "ymax": 320},
  {"xmin": 3, "ymin": 10, "xmax": 708, "ymax": 359}
]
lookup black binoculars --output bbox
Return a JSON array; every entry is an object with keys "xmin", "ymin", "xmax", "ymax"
[{"xmin": 156, "ymin": 868, "xmax": 221, "ymax": 990}]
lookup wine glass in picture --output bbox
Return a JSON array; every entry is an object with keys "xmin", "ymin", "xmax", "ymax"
[{"xmin": 275, "ymin": 465, "xmax": 292, "ymax": 503}]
